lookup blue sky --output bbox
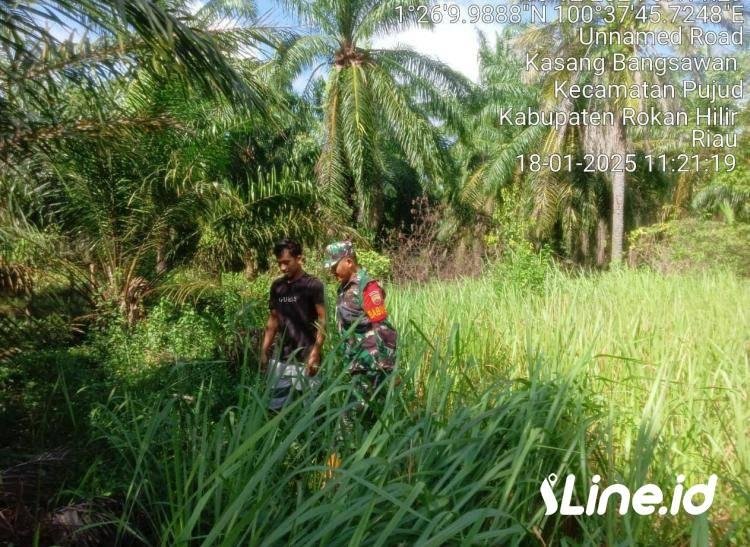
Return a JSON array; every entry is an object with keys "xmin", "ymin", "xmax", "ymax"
[
  {"xmin": 45, "ymin": 0, "xmax": 504, "ymax": 83},
  {"xmin": 254, "ymin": 0, "xmax": 504, "ymax": 81}
]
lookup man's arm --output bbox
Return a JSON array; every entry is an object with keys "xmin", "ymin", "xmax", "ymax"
[
  {"xmin": 305, "ymin": 303, "xmax": 326, "ymax": 376},
  {"xmin": 261, "ymin": 309, "xmax": 280, "ymax": 371}
]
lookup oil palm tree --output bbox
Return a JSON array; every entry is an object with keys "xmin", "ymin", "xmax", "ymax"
[
  {"xmin": 692, "ymin": 102, "xmax": 750, "ymax": 223},
  {"xmin": 1, "ymin": 121, "xmax": 320, "ymax": 327},
  {"xmin": 514, "ymin": 0, "xmax": 743, "ymax": 264},
  {"xmin": 0, "ymin": 0, "xmax": 275, "ymax": 168},
  {"xmin": 278, "ymin": 0, "xmax": 472, "ymax": 232},
  {"xmin": 0, "ymin": 0, "xmax": 309, "ymax": 323},
  {"xmin": 451, "ymin": 31, "xmax": 543, "ymax": 219},
  {"xmin": 456, "ymin": 33, "xmax": 608, "ymax": 264}
]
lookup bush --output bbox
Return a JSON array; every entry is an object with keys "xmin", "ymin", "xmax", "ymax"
[
  {"xmin": 1, "ymin": 313, "xmax": 74, "ymax": 359},
  {"xmin": 628, "ymin": 219, "xmax": 750, "ymax": 277},
  {"xmin": 692, "ymin": 164, "xmax": 750, "ymax": 223},
  {"xmin": 387, "ymin": 196, "xmax": 483, "ymax": 283},
  {"xmin": 356, "ymin": 249, "xmax": 392, "ymax": 280},
  {"xmin": 492, "ymin": 243, "xmax": 554, "ymax": 292},
  {"xmin": 89, "ymin": 300, "xmax": 218, "ymax": 382},
  {"xmin": 198, "ymin": 272, "xmax": 274, "ymax": 366}
]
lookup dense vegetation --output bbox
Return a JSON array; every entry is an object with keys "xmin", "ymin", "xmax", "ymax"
[{"xmin": 1, "ymin": 0, "xmax": 748, "ymax": 545}]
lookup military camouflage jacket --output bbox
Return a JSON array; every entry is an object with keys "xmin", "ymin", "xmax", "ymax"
[{"xmin": 336, "ymin": 268, "xmax": 397, "ymax": 374}]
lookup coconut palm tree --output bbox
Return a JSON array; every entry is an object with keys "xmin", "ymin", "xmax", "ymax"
[{"xmin": 278, "ymin": 0, "xmax": 472, "ymax": 232}]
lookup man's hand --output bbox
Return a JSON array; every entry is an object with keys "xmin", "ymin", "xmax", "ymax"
[
  {"xmin": 306, "ymin": 303, "xmax": 326, "ymax": 377},
  {"xmin": 305, "ymin": 347, "xmax": 321, "ymax": 377},
  {"xmin": 261, "ymin": 310, "xmax": 279, "ymax": 374}
]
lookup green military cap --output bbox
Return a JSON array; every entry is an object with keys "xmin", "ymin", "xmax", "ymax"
[{"xmin": 324, "ymin": 240, "xmax": 354, "ymax": 268}]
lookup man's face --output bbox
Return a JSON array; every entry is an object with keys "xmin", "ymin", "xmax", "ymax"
[
  {"xmin": 277, "ymin": 249, "xmax": 302, "ymax": 279},
  {"xmin": 331, "ymin": 257, "xmax": 354, "ymax": 283}
]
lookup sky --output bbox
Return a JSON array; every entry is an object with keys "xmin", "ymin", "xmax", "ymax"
[
  {"xmin": 372, "ymin": 20, "xmax": 503, "ymax": 82},
  {"xmin": 44, "ymin": 0, "xmax": 505, "ymax": 85},
  {"xmin": 256, "ymin": 0, "xmax": 504, "ymax": 82}
]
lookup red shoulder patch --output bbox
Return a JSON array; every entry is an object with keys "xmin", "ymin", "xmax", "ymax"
[{"xmin": 362, "ymin": 281, "xmax": 387, "ymax": 322}]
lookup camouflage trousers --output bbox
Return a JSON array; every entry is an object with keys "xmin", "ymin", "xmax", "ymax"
[
  {"xmin": 344, "ymin": 323, "xmax": 397, "ymax": 375},
  {"xmin": 335, "ymin": 325, "xmax": 397, "ymax": 442},
  {"xmin": 337, "ymin": 369, "xmax": 391, "ymax": 443}
]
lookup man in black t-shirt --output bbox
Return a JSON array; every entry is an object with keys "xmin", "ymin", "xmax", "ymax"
[{"xmin": 261, "ymin": 239, "xmax": 325, "ymax": 410}]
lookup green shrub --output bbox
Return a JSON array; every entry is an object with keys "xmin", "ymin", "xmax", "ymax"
[
  {"xmin": 492, "ymin": 243, "xmax": 554, "ymax": 292},
  {"xmin": 199, "ymin": 272, "xmax": 273, "ymax": 366},
  {"xmin": 692, "ymin": 164, "xmax": 750, "ymax": 223},
  {"xmin": 356, "ymin": 248, "xmax": 392, "ymax": 280},
  {"xmin": 96, "ymin": 270, "xmax": 274, "ymax": 378},
  {"xmin": 483, "ymin": 183, "xmax": 534, "ymax": 258},
  {"xmin": 90, "ymin": 300, "xmax": 218, "ymax": 382},
  {"xmin": 1, "ymin": 313, "xmax": 74, "ymax": 356},
  {"xmin": 629, "ymin": 219, "xmax": 750, "ymax": 276}
]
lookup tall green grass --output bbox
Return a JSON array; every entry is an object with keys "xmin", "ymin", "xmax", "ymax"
[
  {"xmin": 84, "ymin": 341, "xmax": 596, "ymax": 545},
  {"xmin": 391, "ymin": 267, "xmax": 750, "ymax": 543},
  {"xmin": 75, "ymin": 268, "xmax": 748, "ymax": 545}
]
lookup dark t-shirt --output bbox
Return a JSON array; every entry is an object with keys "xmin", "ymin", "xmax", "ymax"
[{"xmin": 269, "ymin": 273, "xmax": 325, "ymax": 361}]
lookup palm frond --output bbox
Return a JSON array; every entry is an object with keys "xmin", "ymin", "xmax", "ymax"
[
  {"xmin": 1, "ymin": 0, "xmax": 274, "ymax": 167},
  {"xmin": 316, "ymin": 70, "xmax": 350, "ymax": 221},
  {"xmin": 194, "ymin": 0, "xmax": 258, "ymax": 26},
  {"xmin": 373, "ymin": 48, "xmax": 472, "ymax": 98},
  {"xmin": 369, "ymin": 64, "xmax": 445, "ymax": 180},
  {"xmin": 692, "ymin": 171, "xmax": 750, "ymax": 221},
  {"xmin": 277, "ymin": 34, "xmax": 335, "ymax": 78},
  {"xmin": 355, "ymin": 0, "xmax": 434, "ymax": 40}
]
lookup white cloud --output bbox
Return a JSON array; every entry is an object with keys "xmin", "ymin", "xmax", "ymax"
[{"xmin": 372, "ymin": 22, "xmax": 503, "ymax": 82}]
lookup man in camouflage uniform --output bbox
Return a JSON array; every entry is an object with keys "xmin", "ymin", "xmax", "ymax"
[{"xmin": 324, "ymin": 241, "xmax": 397, "ymax": 427}]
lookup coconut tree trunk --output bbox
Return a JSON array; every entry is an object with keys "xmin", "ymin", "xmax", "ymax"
[{"xmin": 610, "ymin": 122, "xmax": 627, "ymax": 265}]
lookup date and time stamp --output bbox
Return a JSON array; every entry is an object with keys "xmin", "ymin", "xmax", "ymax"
[
  {"xmin": 394, "ymin": 0, "xmax": 745, "ymax": 173},
  {"xmin": 517, "ymin": 154, "xmax": 738, "ymax": 174}
]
